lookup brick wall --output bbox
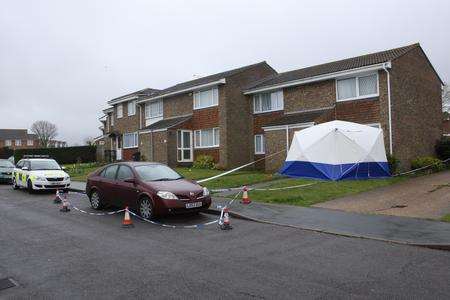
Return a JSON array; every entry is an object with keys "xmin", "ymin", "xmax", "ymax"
[
  {"xmin": 390, "ymin": 47, "xmax": 443, "ymax": 169},
  {"xmin": 335, "ymin": 98, "xmax": 380, "ymax": 124},
  {"xmin": 443, "ymin": 120, "xmax": 450, "ymax": 135},
  {"xmin": 284, "ymin": 80, "xmax": 335, "ymax": 113},
  {"xmin": 112, "ymin": 101, "xmax": 140, "ymax": 134},
  {"xmin": 164, "ymin": 93, "xmax": 193, "ymax": 118}
]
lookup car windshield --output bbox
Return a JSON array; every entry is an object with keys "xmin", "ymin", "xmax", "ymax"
[
  {"xmin": 135, "ymin": 164, "xmax": 183, "ymax": 181},
  {"xmin": 0, "ymin": 160, "xmax": 14, "ymax": 168},
  {"xmin": 30, "ymin": 160, "xmax": 61, "ymax": 170}
]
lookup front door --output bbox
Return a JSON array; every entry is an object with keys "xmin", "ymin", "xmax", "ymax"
[
  {"xmin": 116, "ymin": 135, "xmax": 123, "ymax": 161},
  {"xmin": 177, "ymin": 130, "xmax": 193, "ymax": 162}
]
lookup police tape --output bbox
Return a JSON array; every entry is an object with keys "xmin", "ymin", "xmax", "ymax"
[
  {"xmin": 70, "ymin": 204, "xmax": 125, "ymax": 216},
  {"xmin": 393, "ymin": 158, "xmax": 450, "ymax": 177},
  {"xmin": 197, "ymin": 149, "xmax": 286, "ymax": 183},
  {"xmin": 211, "ymin": 182, "xmax": 318, "ymax": 193}
]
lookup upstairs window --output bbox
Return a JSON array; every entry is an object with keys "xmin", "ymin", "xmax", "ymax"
[
  {"xmin": 194, "ymin": 128, "xmax": 219, "ymax": 148},
  {"xmin": 145, "ymin": 99, "xmax": 163, "ymax": 119},
  {"xmin": 194, "ymin": 87, "xmax": 218, "ymax": 109},
  {"xmin": 127, "ymin": 101, "xmax": 136, "ymax": 116},
  {"xmin": 27, "ymin": 139, "xmax": 33, "ymax": 146},
  {"xmin": 110, "ymin": 113, "xmax": 114, "ymax": 126},
  {"xmin": 253, "ymin": 90, "xmax": 284, "ymax": 113},
  {"xmin": 337, "ymin": 73, "xmax": 378, "ymax": 101},
  {"xmin": 123, "ymin": 132, "xmax": 138, "ymax": 148},
  {"xmin": 15, "ymin": 139, "xmax": 21, "ymax": 146},
  {"xmin": 5, "ymin": 140, "xmax": 11, "ymax": 146},
  {"xmin": 117, "ymin": 104, "xmax": 123, "ymax": 118}
]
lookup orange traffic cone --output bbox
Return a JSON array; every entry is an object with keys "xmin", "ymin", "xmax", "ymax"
[
  {"xmin": 241, "ymin": 186, "xmax": 251, "ymax": 205},
  {"xmin": 60, "ymin": 195, "xmax": 70, "ymax": 212},
  {"xmin": 220, "ymin": 207, "xmax": 232, "ymax": 230},
  {"xmin": 122, "ymin": 207, "xmax": 134, "ymax": 228},
  {"xmin": 54, "ymin": 190, "xmax": 62, "ymax": 204}
]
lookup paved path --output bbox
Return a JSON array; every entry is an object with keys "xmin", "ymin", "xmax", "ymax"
[
  {"xmin": 69, "ymin": 180, "xmax": 86, "ymax": 192},
  {"xmin": 1, "ymin": 184, "xmax": 450, "ymax": 299},
  {"xmin": 314, "ymin": 170, "xmax": 450, "ymax": 220},
  {"xmin": 212, "ymin": 197, "xmax": 450, "ymax": 249}
]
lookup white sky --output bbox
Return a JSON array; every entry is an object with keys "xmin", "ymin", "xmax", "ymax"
[{"xmin": 1, "ymin": 0, "xmax": 449, "ymax": 145}]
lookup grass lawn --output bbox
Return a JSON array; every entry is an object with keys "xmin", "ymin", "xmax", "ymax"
[
  {"xmin": 64, "ymin": 163, "xmax": 105, "ymax": 181},
  {"xmin": 233, "ymin": 176, "xmax": 406, "ymax": 207},
  {"xmin": 441, "ymin": 214, "xmax": 450, "ymax": 223},
  {"xmin": 176, "ymin": 167, "xmax": 278, "ymax": 190}
]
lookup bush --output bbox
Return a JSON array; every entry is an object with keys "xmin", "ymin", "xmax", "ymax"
[
  {"xmin": 0, "ymin": 147, "xmax": 14, "ymax": 159},
  {"xmin": 387, "ymin": 154, "xmax": 399, "ymax": 175},
  {"xmin": 435, "ymin": 138, "xmax": 450, "ymax": 160},
  {"xmin": 192, "ymin": 155, "xmax": 216, "ymax": 169},
  {"xmin": 14, "ymin": 146, "xmax": 97, "ymax": 165},
  {"xmin": 411, "ymin": 156, "xmax": 444, "ymax": 173}
]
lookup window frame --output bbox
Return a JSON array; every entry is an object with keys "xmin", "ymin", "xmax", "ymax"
[
  {"xmin": 27, "ymin": 139, "xmax": 33, "ymax": 146},
  {"xmin": 177, "ymin": 130, "xmax": 193, "ymax": 162},
  {"xmin": 253, "ymin": 90, "xmax": 284, "ymax": 114},
  {"xmin": 116, "ymin": 165, "xmax": 135, "ymax": 181},
  {"xmin": 145, "ymin": 99, "xmax": 163, "ymax": 125},
  {"xmin": 103, "ymin": 165, "xmax": 119, "ymax": 180},
  {"xmin": 117, "ymin": 104, "xmax": 123, "ymax": 118},
  {"xmin": 122, "ymin": 132, "xmax": 139, "ymax": 149},
  {"xmin": 336, "ymin": 72, "xmax": 379, "ymax": 102},
  {"xmin": 127, "ymin": 101, "xmax": 136, "ymax": 116},
  {"xmin": 193, "ymin": 87, "xmax": 219, "ymax": 110},
  {"xmin": 194, "ymin": 128, "xmax": 220, "ymax": 149},
  {"xmin": 15, "ymin": 139, "xmax": 22, "ymax": 146},
  {"xmin": 5, "ymin": 140, "xmax": 11, "ymax": 147},
  {"xmin": 254, "ymin": 134, "xmax": 265, "ymax": 154}
]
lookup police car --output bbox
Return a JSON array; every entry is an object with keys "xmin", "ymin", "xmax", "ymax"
[{"xmin": 12, "ymin": 156, "xmax": 71, "ymax": 193}]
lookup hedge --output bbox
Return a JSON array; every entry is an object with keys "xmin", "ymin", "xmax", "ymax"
[
  {"xmin": 14, "ymin": 146, "xmax": 97, "ymax": 164},
  {"xmin": 435, "ymin": 137, "xmax": 450, "ymax": 160},
  {"xmin": 0, "ymin": 147, "xmax": 14, "ymax": 159}
]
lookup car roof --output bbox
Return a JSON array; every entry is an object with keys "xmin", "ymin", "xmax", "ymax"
[{"xmin": 106, "ymin": 161, "xmax": 164, "ymax": 167}]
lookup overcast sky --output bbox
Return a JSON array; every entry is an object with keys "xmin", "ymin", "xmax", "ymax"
[{"xmin": 1, "ymin": 0, "xmax": 449, "ymax": 145}]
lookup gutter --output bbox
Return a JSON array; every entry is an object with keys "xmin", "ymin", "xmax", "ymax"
[
  {"xmin": 136, "ymin": 78, "xmax": 226, "ymax": 104},
  {"xmin": 244, "ymin": 63, "xmax": 389, "ymax": 95},
  {"xmin": 383, "ymin": 62, "xmax": 393, "ymax": 155}
]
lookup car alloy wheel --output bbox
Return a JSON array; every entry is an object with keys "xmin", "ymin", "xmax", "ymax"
[
  {"xmin": 89, "ymin": 190, "xmax": 102, "ymax": 210},
  {"xmin": 12, "ymin": 177, "xmax": 19, "ymax": 190},
  {"xmin": 27, "ymin": 180, "xmax": 34, "ymax": 194},
  {"xmin": 139, "ymin": 197, "xmax": 153, "ymax": 220}
]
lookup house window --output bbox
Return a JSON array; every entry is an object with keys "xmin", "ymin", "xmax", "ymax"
[
  {"xmin": 123, "ymin": 132, "xmax": 138, "ymax": 148},
  {"xmin": 337, "ymin": 73, "xmax": 378, "ymax": 101},
  {"xmin": 27, "ymin": 139, "xmax": 33, "ymax": 146},
  {"xmin": 145, "ymin": 100, "xmax": 163, "ymax": 120},
  {"xmin": 127, "ymin": 101, "xmax": 136, "ymax": 116},
  {"xmin": 254, "ymin": 134, "xmax": 265, "ymax": 154},
  {"xmin": 5, "ymin": 140, "xmax": 11, "ymax": 146},
  {"xmin": 253, "ymin": 90, "xmax": 284, "ymax": 113},
  {"xmin": 117, "ymin": 104, "xmax": 123, "ymax": 118},
  {"xmin": 110, "ymin": 113, "xmax": 114, "ymax": 126},
  {"xmin": 15, "ymin": 139, "xmax": 22, "ymax": 146},
  {"xmin": 194, "ymin": 128, "xmax": 219, "ymax": 148},
  {"xmin": 193, "ymin": 87, "xmax": 218, "ymax": 109}
]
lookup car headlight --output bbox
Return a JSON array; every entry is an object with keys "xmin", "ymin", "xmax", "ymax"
[
  {"xmin": 36, "ymin": 176, "xmax": 46, "ymax": 181},
  {"xmin": 157, "ymin": 191, "xmax": 178, "ymax": 200},
  {"xmin": 203, "ymin": 187, "xmax": 210, "ymax": 196},
  {"xmin": 64, "ymin": 176, "xmax": 70, "ymax": 180}
]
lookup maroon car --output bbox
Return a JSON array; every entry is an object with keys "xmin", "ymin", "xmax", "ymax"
[{"xmin": 85, "ymin": 162, "xmax": 211, "ymax": 219}]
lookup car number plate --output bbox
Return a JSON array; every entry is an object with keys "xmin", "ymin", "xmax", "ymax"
[
  {"xmin": 50, "ymin": 182, "xmax": 60, "ymax": 185},
  {"xmin": 185, "ymin": 202, "xmax": 202, "ymax": 209}
]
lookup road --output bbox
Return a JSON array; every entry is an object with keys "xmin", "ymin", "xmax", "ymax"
[{"xmin": 0, "ymin": 184, "xmax": 449, "ymax": 299}]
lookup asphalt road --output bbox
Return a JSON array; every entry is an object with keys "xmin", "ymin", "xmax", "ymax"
[{"xmin": 0, "ymin": 184, "xmax": 449, "ymax": 299}]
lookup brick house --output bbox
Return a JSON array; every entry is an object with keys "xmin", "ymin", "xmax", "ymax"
[
  {"xmin": 244, "ymin": 43, "xmax": 443, "ymax": 171},
  {"xmin": 99, "ymin": 43, "xmax": 443, "ymax": 171},
  {"xmin": 0, "ymin": 129, "xmax": 39, "ymax": 149}
]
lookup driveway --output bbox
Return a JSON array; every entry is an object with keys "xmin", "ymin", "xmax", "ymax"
[
  {"xmin": 1, "ymin": 184, "xmax": 450, "ymax": 299},
  {"xmin": 314, "ymin": 170, "xmax": 450, "ymax": 220}
]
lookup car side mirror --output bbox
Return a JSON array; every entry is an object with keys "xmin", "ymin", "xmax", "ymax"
[
  {"xmin": 124, "ymin": 178, "xmax": 136, "ymax": 184},
  {"xmin": 22, "ymin": 167, "xmax": 29, "ymax": 171},
  {"xmin": 61, "ymin": 166, "xmax": 66, "ymax": 170}
]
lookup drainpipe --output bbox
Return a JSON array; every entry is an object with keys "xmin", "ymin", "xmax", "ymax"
[
  {"xmin": 150, "ymin": 130, "xmax": 154, "ymax": 161},
  {"xmin": 383, "ymin": 62, "xmax": 393, "ymax": 155},
  {"xmin": 285, "ymin": 125, "xmax": 289, "ymax": 154}
]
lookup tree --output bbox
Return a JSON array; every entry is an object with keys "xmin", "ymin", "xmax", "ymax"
[
  {"xmin": 84, "ymin": 136, "xmax": 95, "ymax": 146},
  {"xmin": 31, "ymin": 120, "xmax": 58, "ymax": 148}
]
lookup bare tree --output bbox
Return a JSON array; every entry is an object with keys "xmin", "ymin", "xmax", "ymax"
[
  {"xmin": 84, "ymin": 136, "xmax": 95, "ymax": 146},
  {"xmin": 31, "ymin": 120, "xmax": 58, "ymax": 148}
]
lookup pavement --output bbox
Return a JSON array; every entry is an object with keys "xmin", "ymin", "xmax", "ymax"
[
  {"xmin": 1, "ymin": 184, "xmax": 450, "ymax": 299},
  {"xmin": 212, "ymin": 197, "xmax": 450, "ymax": 250},
  {"xmin": 71, "ymin": 180, "xmax": 450, "ymax": 249},
  {"xmin": 69, "ymin": 180, "xmax": 86, "ymax": 192},
  {"xmin": 314, "ymin": 170, "xmax": 450, "ymax": 220}
]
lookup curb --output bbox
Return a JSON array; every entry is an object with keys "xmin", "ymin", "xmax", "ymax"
[
  {"xmin": 205, "ymin": 207, "xmax": 450, "ymax": 251},
  {"xmin": 68, "ymin": 188, "xmax": 85, "ymax": 194}
]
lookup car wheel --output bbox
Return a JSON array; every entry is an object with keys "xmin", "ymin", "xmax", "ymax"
[
  {"xmin": 12, "ymin": 177, "xmax": 19, "ymax": 190},
  {"xmin": 89, "ymin": 189, "xmax": 103, "ymax": 210},
  {"xmin": 138, "ymin": 197, "xmax": 154, "ymax": 220},
  {"xmin": 27, "ymin": 180, "xmax": 34, "ymax": 194}
]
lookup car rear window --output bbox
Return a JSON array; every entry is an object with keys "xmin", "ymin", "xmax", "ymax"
[
  {"xmin": 103, "ymin": 165, "xmax": 119, "ymax": 179},
  {"xmin": 135, "ymin": 164, "xmax": 183, "ymax": 181}
]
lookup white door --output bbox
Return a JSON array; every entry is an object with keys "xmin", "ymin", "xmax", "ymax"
[
  {"xmin": 177, "ymin": 130, "xmax": 193, "ymax": 162},
  {"xmin": 116, "ymin": 136, "xmax": 123, "ymax": 161}
]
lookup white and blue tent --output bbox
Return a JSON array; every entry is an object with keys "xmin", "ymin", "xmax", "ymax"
[{"xmin": 280, "ymin": 120, "xmax": 390, "ymax": 180}]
